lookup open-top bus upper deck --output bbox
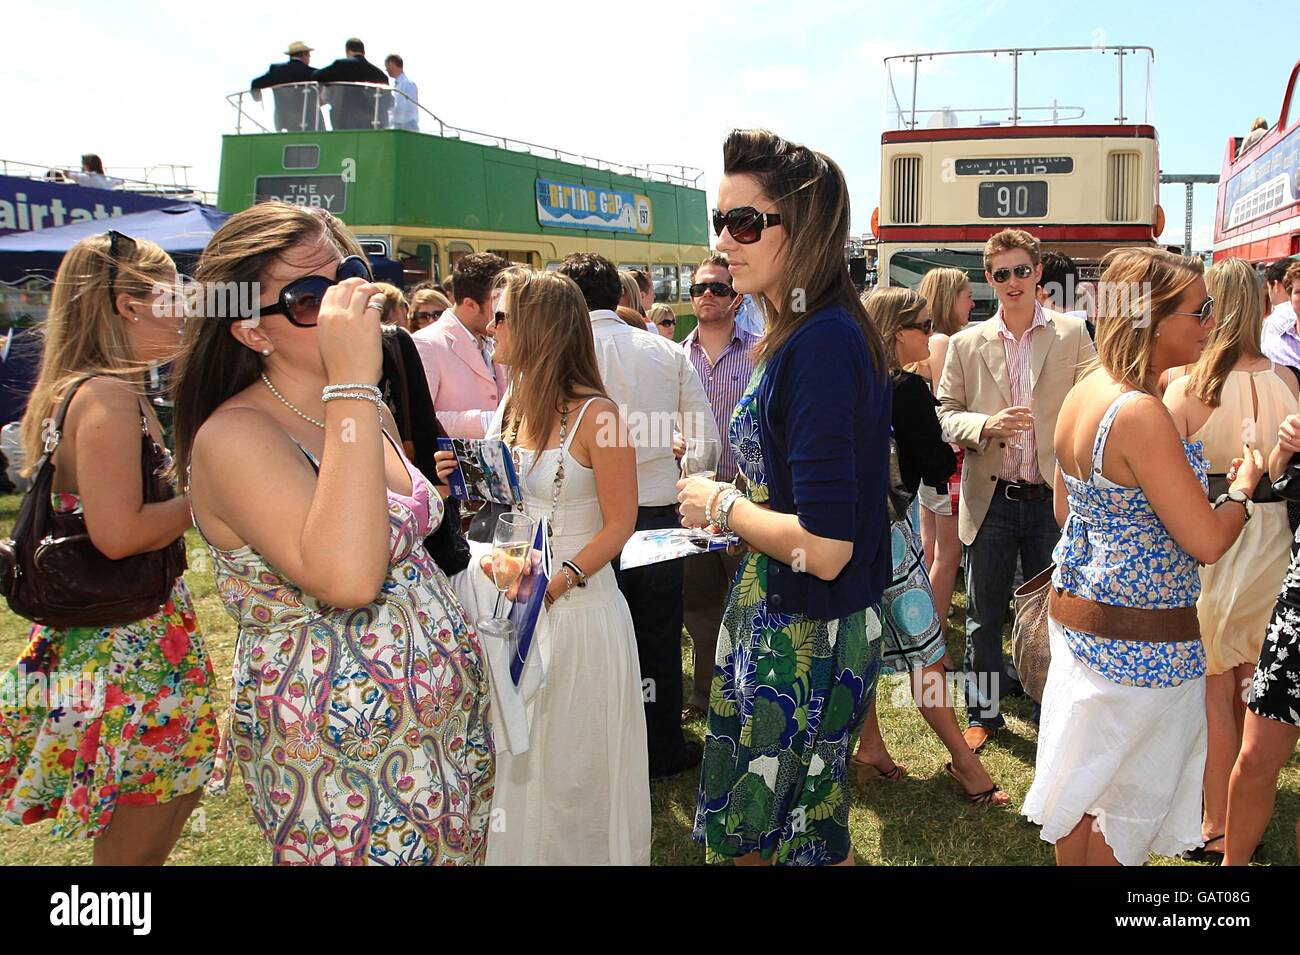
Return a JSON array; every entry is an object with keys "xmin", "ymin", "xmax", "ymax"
[
  {"xmin": 876, "ymin": 47, "xmax": 1161, "ymax": 318},
  {"xmin": 1212, "ymin": 59, "xmax": 1300, "ymax": 264}
]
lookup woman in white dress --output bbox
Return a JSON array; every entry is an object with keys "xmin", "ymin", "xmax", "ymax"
[{"xmin": 459, "ymin": 267, "xmax": 651, "ymax": 865}]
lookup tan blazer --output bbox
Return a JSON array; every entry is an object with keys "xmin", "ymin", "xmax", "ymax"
[{"xmin": 937, "ymin": 308, "xmax": 1096, "ymax": 545}]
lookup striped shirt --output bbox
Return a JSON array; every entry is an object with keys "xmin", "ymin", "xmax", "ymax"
[
  {"xmin": 683, "ymin": 322, "xmax": 758, "ymax": 483},
  {"xmin": 995, "ymin": 302, "xmax": 1050, "ymax": 484}
]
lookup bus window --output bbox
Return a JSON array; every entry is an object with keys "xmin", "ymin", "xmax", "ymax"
[
  {"xmin": 397, "ymin": 240, "xmax": 437, "ymax": 286},
  {"xmin": 545, "ymin": 261, "xmax": 562, "ymax": 271},
  {"xmin": 652, "ymin": 264, "xmax": 678, "ymax": 303},
  {"xmin": 447, "ymin": 242, "xmax": 475, "ymax": 272},
  {"xmin": 679, "ymin": 264, "xmax": 695, "ymax": 301},
  {"xmin": 619, "ymin": 263, "xmax": 648, "ymax": 276},
  {"xmin": 888, "ymin": 249, "xmax": 998, "ymax": 322},
  {"xmin": 488, "ymin": 249, "xmax": 538, "ymax": 267}
]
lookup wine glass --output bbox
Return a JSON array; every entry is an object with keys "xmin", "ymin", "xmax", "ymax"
[
  {"xmin": 682, "ymin": 437, "xmax": 721, "ymax": 544},
  {"xmin": 491, "ymin": 512, "xmax": 535, "ymax": 611}
]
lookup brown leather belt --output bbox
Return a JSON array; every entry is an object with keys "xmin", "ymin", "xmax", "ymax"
[{"xmin": 1048, "ymin": 587, "xmax": 1200, "ymax": 643}]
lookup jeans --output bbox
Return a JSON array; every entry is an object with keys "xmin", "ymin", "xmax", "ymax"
[
  {"xmin": 964, "ymin": 490, "xmax": 1058, "ymax": 728},
  {"xmin": 614, "ymin": 504, "xmax": 688, "ymax": 775}
]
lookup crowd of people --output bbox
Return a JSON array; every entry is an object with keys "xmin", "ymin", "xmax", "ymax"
[{"xmin": 2, "ymin": 124, "xmax": 1300, "ymax": 867}]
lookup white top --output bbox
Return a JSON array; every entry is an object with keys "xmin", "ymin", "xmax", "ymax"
[
  {"xmin": 390, "ymin": 72, "xmax": 419, "ymax": 126},
  {"xmin": 68, "ymin": 171, "xmax": 122, "ymax": 190},
  {"xmin": 587, "ymin": 309, "xmax": 719, "ymax": 506}
]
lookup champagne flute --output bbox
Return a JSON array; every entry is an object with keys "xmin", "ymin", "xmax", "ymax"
[
  {"xmin": 491, "ymin": 511, "xmax": 535, "ymax": 620},
  {"xmin": 682, "ymin": 437, "xmax": 721, "ymax": 544}
]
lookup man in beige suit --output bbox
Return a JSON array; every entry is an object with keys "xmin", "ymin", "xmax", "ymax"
[{"xmin": 938, "ymin": 229, "xmax": 1096, "ymax": 751}]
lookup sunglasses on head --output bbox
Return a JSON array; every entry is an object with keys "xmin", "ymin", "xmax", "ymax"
[
  {"xmin": 254, "ymin": 255, "xmax": 373, "ymax": 327},
  {"xmin": 904, "ymin": 319, "xmax": 934, "ymax": 335},
  {"xmin": 413, "ymin": 307, "xmax": 445, "ymax": 322},
  {"xmin": 712, "ymin": 206, "xmax": 782, "ymax": 244},
  {"xmin": 1172, "ymin": 295, "xmax": 1215, "ymax": 327},
  {"xmin": 990, "ymin": 264, "xmax": 1035, "ymax": 284},
  {"xmin": 689, "ymin": 281, "xmax": 734, "ymax": 299},
  {"xmin": 105, "ymin": 229, "xmax": 138, "ymax": 314}
]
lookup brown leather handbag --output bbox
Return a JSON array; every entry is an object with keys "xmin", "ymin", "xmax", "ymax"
[{"xmin": 0, "ymin": 377, "xmax": 187, "ymax": 629}]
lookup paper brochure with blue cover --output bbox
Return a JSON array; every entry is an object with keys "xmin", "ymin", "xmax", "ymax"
[
  {"xmin": 507, "ymin": 518, "xmax": 550, "ymax": 686},
  {"xmin": 436, "ymin": 437, "xmax": 523, "ymax": 506}
]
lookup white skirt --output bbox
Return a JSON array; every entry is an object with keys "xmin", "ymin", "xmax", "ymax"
[
  {"xmin": 485, "ymin": 565, "xmax": 651, "ymax": 865},
  {"xmin": 1021, "ymin": 619, "xmax": 1207, "ymax": 866}
]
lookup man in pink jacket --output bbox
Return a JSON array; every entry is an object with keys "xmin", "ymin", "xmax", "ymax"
[{"xmin": 412, "ymin": 253, "xmax": 509, "ymax": 438}]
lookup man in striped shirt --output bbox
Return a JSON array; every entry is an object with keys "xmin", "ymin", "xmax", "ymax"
[
  {"xmin": 937, "ymin": 229, "xmax": 1095, "ymax": 752},
  {"xmin": 680, "ymin": 252, "xmax": 758, "ymax": 723}
]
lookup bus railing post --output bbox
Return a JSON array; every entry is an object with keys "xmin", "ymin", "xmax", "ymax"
[{"xmin": 1011, "ymin": 49, "xmax": 1020, "ymax": 125}]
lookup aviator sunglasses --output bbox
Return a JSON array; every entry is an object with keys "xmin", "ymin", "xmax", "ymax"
[
  {"xmin": 413, "ymin": 307, "xmax": 446, "ymax": 323},
  {"xmin": 253, "ymin": 255, "xmax": 374, "ymax": 327},
  {"xmin": 990, "ymin": 264, "xmax": 1035, "ymax": 284},
  {"xmin": 689, "ymin": 281, "xmax": 735, "ymax": 299},
  {"xmin": 1172, "ymin": 295, "xmax": 1215, "ymax": 327}
]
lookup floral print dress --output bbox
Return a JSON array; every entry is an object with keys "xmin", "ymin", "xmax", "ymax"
[
  {"xmin": 1249, "ymin": 527, "xmax": 1300, "ymax": 727},
  {"xmin": 201, "ymin": 439, "xmax": 494, "ymax": 865},
  {"xmin": 1, "ymin": 493, "xmax": 218, "ymax": 839},
  {"xmin": 693, "ymin": 365, "xmax": 882, "ymax": 866}
]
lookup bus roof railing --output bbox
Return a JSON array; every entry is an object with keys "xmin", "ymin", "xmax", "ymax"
[
  {"xmin": 884, "ymin": 46, "xmax": 1155, "ymax": 130},
  {"xmin": 226, "ymin": 83, "xmax": 706, "ymax": 189},
  {"xmin": 0, "ymin": 158, "xmax": 214, "ymax": 203}
]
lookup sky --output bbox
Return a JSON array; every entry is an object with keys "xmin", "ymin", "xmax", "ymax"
[{"xmin": 4, "ymin": 0, "xmax": 1296, "ymax": 253}]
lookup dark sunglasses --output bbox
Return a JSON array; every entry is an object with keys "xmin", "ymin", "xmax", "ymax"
[
  {"xmin": 903, "ymin": 319, "xmax": 934, "ymax": 335},
  {"xmin": 255, "ymin": 255, "xmax": 373, "ymax": 327},
  {"xmin": 712, "ymin": 206, "xmax": 782, "ymax": 244},
  {"xmin": 657, "ymin": 317, "xmax": 677, "ymax": 327},
  {"xmin": 493, "ymin": 311, "xmax": 507, "ymax": 327},
  {"xmin": 105, "ymin": 229, "xmax": 138, "ymax": 314},
  {"xmin": 1172, "ymin": 295, "xmax": 1215, "ymax": 327},
  {"xmin": 990, "ymin": 264, "xmax": 1035, "ymax": 284},
  {"xmin": 689, "ymin": 281, "xmax": 735, "ymax": 299},
  {"xmin": 413, "ymin": 308, "xmax": 445, "ymax": 322}
]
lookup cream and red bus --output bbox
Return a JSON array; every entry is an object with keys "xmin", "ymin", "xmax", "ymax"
[
  {"xmin": 1212, "ymin": 58, "xmax": 1300, "ymax": 264},
  {"xmin": 875, "ymin": 46, "xmax": 1163, "ymax": 319}
]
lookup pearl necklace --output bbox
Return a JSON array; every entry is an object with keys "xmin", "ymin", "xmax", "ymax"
[{"xmin": 261, "ymin": 373, "xmax": 324, "ymax": 428}]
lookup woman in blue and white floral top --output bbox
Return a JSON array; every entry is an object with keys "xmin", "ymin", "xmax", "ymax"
[{"xmin": 1022, "ymin": 247, "xmax": 1263, "ymax": 866}]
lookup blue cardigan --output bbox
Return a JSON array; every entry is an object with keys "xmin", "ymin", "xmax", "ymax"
[{"xmin": 755, "ymin": 303, "xmax": 891, "ymax": 620}]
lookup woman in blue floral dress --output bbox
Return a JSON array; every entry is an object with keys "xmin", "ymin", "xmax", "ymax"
[
  {"xmin": 1023, "ymin": 248, "xmax": 1260, "ymax": 866},
  {"xmin": 677, "ymin": 130, "xmax": 892, "ymax": 866}
]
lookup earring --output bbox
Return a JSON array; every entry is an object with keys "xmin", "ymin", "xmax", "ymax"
[{"xmin": 261, "ymin": 348, "xmax": 271, "ymax": 356}]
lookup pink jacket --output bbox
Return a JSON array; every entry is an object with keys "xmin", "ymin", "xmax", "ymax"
[{"xmin": 411, "ymin": 310, "xmax": 507, "ymax": 438}]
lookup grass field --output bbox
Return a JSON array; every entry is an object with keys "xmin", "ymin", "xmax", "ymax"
[{"xmin": 1, "ymin": 491, "xmax": 1296, "ymax": 866}]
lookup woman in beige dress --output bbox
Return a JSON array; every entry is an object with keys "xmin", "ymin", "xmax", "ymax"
[{"xmin": 1163, "ymin": 256, "xmax": 1299, "ymax": 861}]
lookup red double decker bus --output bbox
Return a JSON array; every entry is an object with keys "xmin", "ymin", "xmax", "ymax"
[{"xmin": 1213, "ymin": 59, "xmax": 1300, "ymax": 263}]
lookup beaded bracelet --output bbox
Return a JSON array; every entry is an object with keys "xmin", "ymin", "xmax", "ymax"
[
  {"xmin": 323, "ymin": 383, "xmax": 382, "ymax": 397},
  {"xmin": 704, "ymin": 484, "xmax": 728, "ymax": 526},
  {"xmin": 321, "ymin": 390, "xmax": 386, "ymax": 421}
]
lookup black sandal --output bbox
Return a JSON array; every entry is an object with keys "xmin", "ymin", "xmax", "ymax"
[
  {"xmin": 852, "ymin": 758, "xmax": 908, "ymax": 783},
  {"xmin": 1180, "ymin": 834, "xmax": 1225, "ymax": 863},
  {"xmin": 944, "ymin": 763, "xmax": 1009, "ymax": 807}
]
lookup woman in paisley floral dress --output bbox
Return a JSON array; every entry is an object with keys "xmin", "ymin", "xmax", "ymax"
[
  {"xmin": 171, "ymin": 203, "xmax": 493, "ymax": 865},
  {"xmin": 677, "ymin": 129, "xmax": 892, "ymax": 866},
  {"xmin": 1023, "ymin": 248, "xmax": 1262, "ymax": 866},
  {"xmin": 0, "ymin": 233, "xmax": 217, "ymax": 864},
  {"xmin": 1224, "ymin": 405, "xmax": 1300, "ymax": 865}
]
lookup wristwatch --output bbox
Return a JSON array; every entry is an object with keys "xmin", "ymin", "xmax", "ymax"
[{"xmin": 1213, "ymin": 488, "xmax": 1254, "ymax": 523}]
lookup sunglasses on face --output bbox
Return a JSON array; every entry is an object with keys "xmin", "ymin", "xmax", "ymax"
[
  {"xmin": 493, "ymin": 311, "xmax": 507, "ymax": 327},
  {"xmin": 689, "ymin": 281, "xmax": 735, "ymax": 299},
  {"xmin": 990, "ymin": 264, "xmax": 1035, "ymax": 284},
  {"xmin": 105, "ymin": 229, "xmax": 138, "ymax": 314},
  {"xmin": 903, "ymin": 319, "xmax": 934, "ymax": 335},
  {"xmin": 413, "ymin": 308, "xmax": 445, "ymax": 322},
  {"xmin": 657, "ymin": 317, "xmax": 676, "ymax": 328},
  {"xmin": 1172, "ymin": 295, "xmax": 1215, "ymax": 327},
  {"xmin": 712, "ymin": 206, "xmax": 782, "ymax": 244},
  {"xmin": 255, "ymin": 255, "xmax": 373, "ymax": 327}
]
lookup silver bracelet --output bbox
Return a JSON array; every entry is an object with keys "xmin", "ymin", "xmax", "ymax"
[
  {"xmin": 323, "ymin": 383, "xmax": 381, "ymax": 397},
  {"xmin": 704, "ymin": 484, "xmax": 728, "ymax": 526},
  {"xmin": 558, "ymin": 565, "xmax": 577, "ymax": 599},
  {"xmin": 321, "ymin": 391, "xmax": 386, "ymax": 420},
  {"xmin": 716, "ymin": 488, "xmax": 744, "ymax": 534}
]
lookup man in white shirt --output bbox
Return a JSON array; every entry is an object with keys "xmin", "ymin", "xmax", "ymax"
[
  {"xmin": 411, "ymin": 253, "xmax": 508, "ymax": 438},
  {"xmin": 558, "ymin": 252, "xmax": 718, "ymax": 779},
  {"xmin": 384, "ymin": 54, "xmax": 419, "ymax": 130},
  {"xmin": 1261, "ymin": 258, "xmax": 1300, "ymax": 366}
]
